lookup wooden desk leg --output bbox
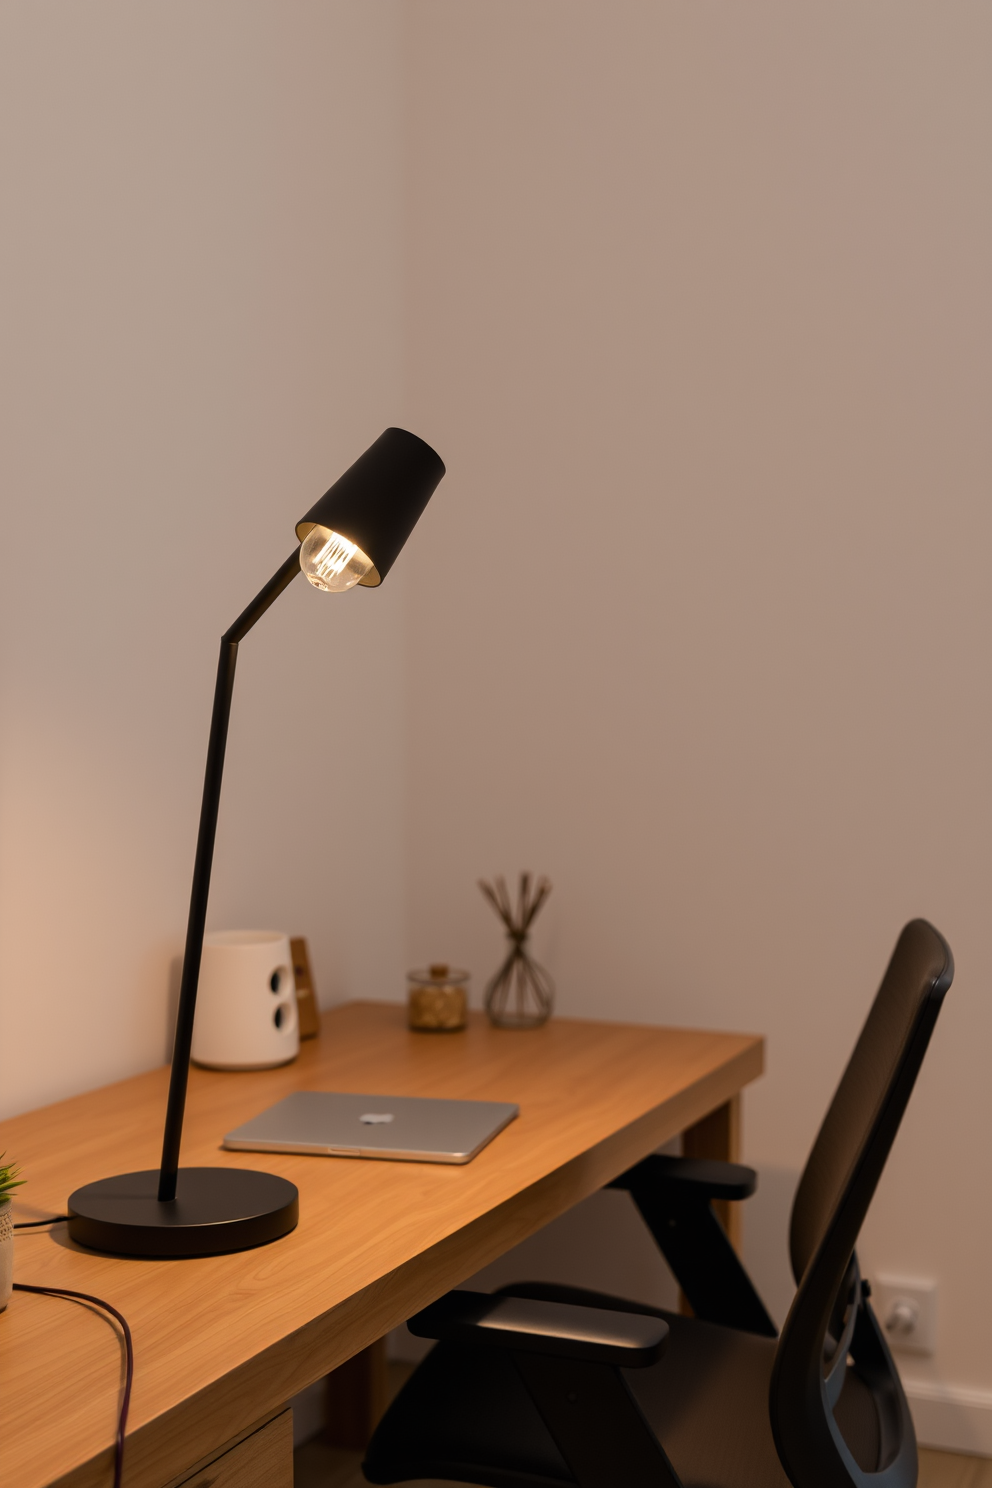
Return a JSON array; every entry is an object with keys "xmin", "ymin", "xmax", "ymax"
[
  {"xmin": 325, "ymin": 1337, "xmax": 389, "ymax": 1449},
  {"xmin": 682, "ymin": 1094, "xmax": 742, "ymax": 1251}
]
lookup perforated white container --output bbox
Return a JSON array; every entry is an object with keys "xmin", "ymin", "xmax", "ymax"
[{"xmin": 191, "ymin": 930, "xmax": 299, "ymax": 1070}]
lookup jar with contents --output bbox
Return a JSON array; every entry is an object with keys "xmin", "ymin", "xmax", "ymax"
[{"xmin": 407, "ymin": 964, "xmax": 469, "ymax": 1031}]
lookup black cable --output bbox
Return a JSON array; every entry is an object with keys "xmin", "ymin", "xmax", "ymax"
[
  {"xmin": 13, "ymin": 1215, "xmax": 69, "ymax": 1228},
  {"xmin": 12, "ymin": 1282, "xmax": 133, "ymax": 1488}
]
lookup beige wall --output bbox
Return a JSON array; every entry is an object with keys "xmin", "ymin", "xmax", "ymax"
[
  {"xmin": 399, "ymin": 0, "xmax": 992, "ymax": 1446},
  {"xmin": 0, "ymin": 0, "xmax": 409, "ymax": 1116},
  {"xmin": 2, "ymin": 0, "xmax": 991, "ymax": 1455}
]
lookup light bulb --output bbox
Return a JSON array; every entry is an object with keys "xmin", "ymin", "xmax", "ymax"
[{"xmin": 299, "ymin": 526, "xmax": 374, "ymax": 592}]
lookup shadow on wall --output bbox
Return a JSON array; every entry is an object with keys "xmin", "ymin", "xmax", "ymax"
[
  {"xmin": 740, "ymin": 1164, "xmax": 801, "ymax": 1331},
  {"xmin": 388, "ymin": 1161, "xmax": 802, "ymax": 1361}
]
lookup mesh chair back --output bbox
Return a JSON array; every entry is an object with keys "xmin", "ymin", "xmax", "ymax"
[
  {"xmin": 788, "ymin": 920, "xmax": 952, "ymax": 1285},
  {"xmin": 772, "ymin": 918, "xmax": 953, "ymax": 1488}
]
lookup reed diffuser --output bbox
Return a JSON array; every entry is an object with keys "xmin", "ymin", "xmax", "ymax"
[{"xmin": 478, "ymin": 873, "xmax": 554, "ymax": 1029}]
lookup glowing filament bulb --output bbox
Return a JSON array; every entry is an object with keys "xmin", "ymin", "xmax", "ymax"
[{"xmin": 300, "ymin": 526, "xmax": 374, "ymax": 592}]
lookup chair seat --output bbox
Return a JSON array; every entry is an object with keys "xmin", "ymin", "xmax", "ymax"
[
  {"xmin": 628, "ymin": 1311, "xmax": 788, "ymax": 1488},
  {"xmin": 364, "ymin": 1291, "xmax": 882, "ymax": 1488},
  {"xmin": 632, "ymin": 1311, "xmax": 880, "ymax": 1488}
]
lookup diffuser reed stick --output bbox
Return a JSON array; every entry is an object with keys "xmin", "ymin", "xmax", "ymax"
[{"xmin": 478, "ymin": 872, "xmax": 554, "ymax": 1028}]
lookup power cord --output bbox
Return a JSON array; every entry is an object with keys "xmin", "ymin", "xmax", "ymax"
[{"xmin": 12, "ymin": 1219, "xmax": 133, "ymax": 1488}]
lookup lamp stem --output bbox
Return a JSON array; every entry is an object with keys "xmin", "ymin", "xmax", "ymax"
[{"xmin": 157, "ymin": 547, "xmax": 302, "ymax": 1201}]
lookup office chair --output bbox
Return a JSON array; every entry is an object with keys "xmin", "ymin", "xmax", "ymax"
[{"xmin": 364, "ymin": 918, "xmax": 952, "ymax": 1488}]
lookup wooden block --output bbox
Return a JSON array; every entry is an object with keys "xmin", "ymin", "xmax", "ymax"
[
  {"xmin": 325, "ymin": 1338, "xmax": 389, "ymax": 1450},
  {"xmin": 172, "ymin": 1409, "xmax": 292, "ymax": 1488},
  {"xmin": 681, "ymin": 1093, "xmax": 742, "ymax": 1249},
  {"xmin": 678, "ymin": 1094, "xmax": 743, "ymax": 1317},
  {"xmin": 291, "ymin": 936, "xmax": 321, "ymax": 1040}
]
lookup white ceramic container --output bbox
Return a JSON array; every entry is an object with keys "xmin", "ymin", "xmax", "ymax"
[
  {"xmin": 0, "ymin": 1201, "xmax": 12, "ymax": 1311},
  {"xmin": 191, "ymin": 930, "xmax": 299, "ymax": 1070}
]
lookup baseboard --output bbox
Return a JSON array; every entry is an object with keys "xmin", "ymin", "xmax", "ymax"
[{"xmin": 906, "ymin": 1381, "xmax": 992, "ymax": 1458}]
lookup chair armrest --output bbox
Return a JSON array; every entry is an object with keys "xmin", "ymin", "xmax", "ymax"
[
  {"xmin": 609, "ymin": 1152, "xmax": 757, "ymax": 1200},
  {"xmin": 609, "ymin": 1154, "xmax": 777, "ymax": 1336},
  {"xmin": 409, "ymin": 1289, "xmax": 668, "ymax": 1368}
]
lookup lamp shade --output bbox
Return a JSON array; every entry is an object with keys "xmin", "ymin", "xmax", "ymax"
[{"xmin": 296, "ymin": 427, "xmax": 445, "ymax": 587}]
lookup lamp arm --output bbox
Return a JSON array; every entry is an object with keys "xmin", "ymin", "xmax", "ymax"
[{"xmin": 158, "ymin": 546, "xmax": 302, "ymax": 1200}]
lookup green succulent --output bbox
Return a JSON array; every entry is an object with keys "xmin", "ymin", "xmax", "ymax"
[{"xmin": 0, "ymin": 1154, "xmax": 24, "ymax": 1203}]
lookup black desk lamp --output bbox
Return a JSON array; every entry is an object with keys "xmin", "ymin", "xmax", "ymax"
[{"xmin": 67, "ymin": 428, "xmax": 445, "ymax": 1257}]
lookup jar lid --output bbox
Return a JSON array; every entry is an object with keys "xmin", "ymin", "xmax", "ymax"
[{"xmin": 407, "ymin": 963, "xmax": 470, "ymax": 987}]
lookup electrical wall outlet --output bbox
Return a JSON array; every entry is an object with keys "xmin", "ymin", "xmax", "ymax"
[{"xmin": 870, "ymin": 1275, "xmax": 937, "ymax": 1356}]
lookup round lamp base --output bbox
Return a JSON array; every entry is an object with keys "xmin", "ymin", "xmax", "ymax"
[{"xmin": 67, "ymin": 1167, "xmax": 299, "ymax": 1258}]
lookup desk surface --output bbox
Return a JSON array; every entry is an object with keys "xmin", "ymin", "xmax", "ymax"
[{"xmin": 1, "ymin": 1002, "xmax": 763, "ymax": 1488}]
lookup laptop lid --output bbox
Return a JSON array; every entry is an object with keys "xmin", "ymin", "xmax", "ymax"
[{"xmin": 223, "ymin": 1090, "xmax": 519, "ymax": 1165}]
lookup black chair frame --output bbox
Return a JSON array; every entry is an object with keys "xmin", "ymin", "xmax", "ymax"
[{"xmin": 365, "ymin": 919, "xmax": 953, "ymax": 1488}]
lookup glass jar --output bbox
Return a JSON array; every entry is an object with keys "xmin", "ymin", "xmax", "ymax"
[{"xmin": 407, "ymin": 964, "xmax": 469, "ymax": 1032}]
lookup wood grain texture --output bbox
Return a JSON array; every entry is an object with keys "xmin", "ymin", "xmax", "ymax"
[
  {"xmin": 1, "ymin": 1002, "xmax": 762, "ymax": 1488},
  {"xmin": 682, "ymin": 1093, "xmax": 742, "ymax": 1249},
  {"xmin": 291, "ymin": 938, "xmax": 320, "ymax": 1041},
  {"xmin": 174, "ymin": 1409, "xmax": 292, "ymax": 1488},
  {"xmin": 325, "ymin": 1339, "xmax": 388, "ymax": 1449},
  {"xmin": 918, "ymin": 1449, "xmax": 992, "ymax": 1487}
]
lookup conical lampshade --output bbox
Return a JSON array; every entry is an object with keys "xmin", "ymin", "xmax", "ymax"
[{"xmin": 295, "ymin": 427, "xmax": 445, "ymax": 586}]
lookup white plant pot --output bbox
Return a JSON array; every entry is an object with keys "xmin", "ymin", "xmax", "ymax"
[
  {"xmin": 191, "ymin": 930, "xmax": 300, "ymax": 1070},
  {"xmin": 0, "ymin": 1201, "xmax": 12, "ymax": 1312}
]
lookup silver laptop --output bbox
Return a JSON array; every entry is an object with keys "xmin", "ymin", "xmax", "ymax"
[{"xmin": 223, "ymin": 1090, "xmax": 519, "ymax": 1164}]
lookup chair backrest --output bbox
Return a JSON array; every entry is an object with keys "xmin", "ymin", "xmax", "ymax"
[{"xmin": 771, "ymin": 919, "xmax": 953, "ymax": 1488}]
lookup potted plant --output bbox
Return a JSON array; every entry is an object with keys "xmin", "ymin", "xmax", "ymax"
[{"xmin": 0, "ymin": 1155, "xmax": 23, "ymax": 1312}]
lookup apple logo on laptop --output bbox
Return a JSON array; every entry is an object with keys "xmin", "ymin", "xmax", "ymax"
[{"xmin": 360, "ymin": 1112, "xmax": 395, "ymax": 1124}]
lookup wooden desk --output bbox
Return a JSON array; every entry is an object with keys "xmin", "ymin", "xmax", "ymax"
[{"xmin": 1, "ymin": 1003, "xmax": 763, "ymax": 1488}]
